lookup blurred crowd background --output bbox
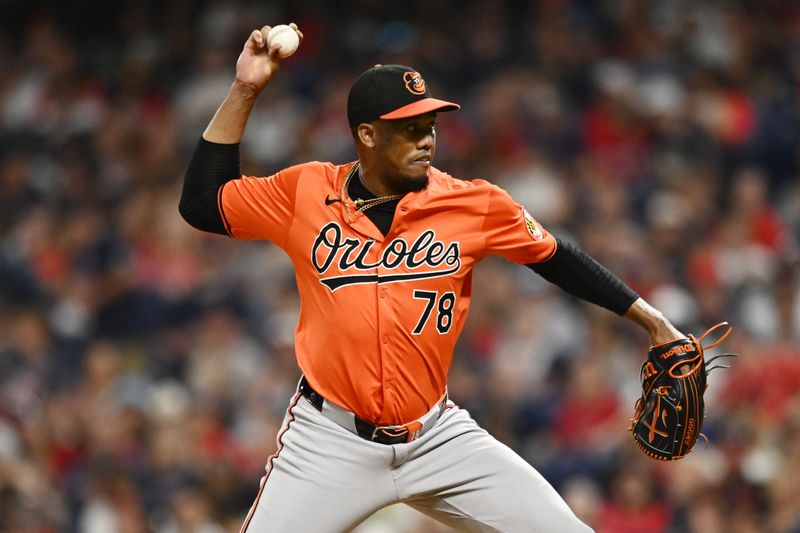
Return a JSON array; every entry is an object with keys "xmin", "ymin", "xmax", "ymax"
[{"xmin": 0, "ymin": 0, "xmax": 798, "ymax": 532}]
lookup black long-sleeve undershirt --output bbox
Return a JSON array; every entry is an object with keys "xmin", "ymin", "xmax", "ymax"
[
  {"xmin": 179, "ymin": 137, "xmax": 639, "ymax": 315},
  {"xmin": 179, "ymin": 137, "xmax": 240, "ymax": 235},
  {"xmin": 526, "ymin": 237, "xmax": 638, "ymax": 316}
]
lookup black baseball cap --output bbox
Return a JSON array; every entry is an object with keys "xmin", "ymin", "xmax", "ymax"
[{"xmin": 347, "ymin": 64, "xmax": 460, "ymax": 128}]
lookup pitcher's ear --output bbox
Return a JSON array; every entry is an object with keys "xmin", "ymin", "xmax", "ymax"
[{"xmin": 357, "ymin": 123, "xmax": 377, "ymax": 148}]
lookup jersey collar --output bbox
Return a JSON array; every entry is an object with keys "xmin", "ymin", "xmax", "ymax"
[{"xmin": 333, "ymin": 161, "xmax": 429, "ymax": 242}]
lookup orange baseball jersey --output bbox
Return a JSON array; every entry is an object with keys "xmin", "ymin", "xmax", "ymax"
[{"xmin": 219, "ymin": 161, "xmax": 556, "ymax": 425}]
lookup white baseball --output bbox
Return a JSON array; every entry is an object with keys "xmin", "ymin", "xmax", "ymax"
[{"xmin": 267, "ymin": 25, "xmax": 300, "ymax": 58}]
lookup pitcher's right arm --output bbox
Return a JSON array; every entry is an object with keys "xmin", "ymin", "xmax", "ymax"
[{"xmin": 179, "ymin": 24, "xmax": 302, "ymax": 234}]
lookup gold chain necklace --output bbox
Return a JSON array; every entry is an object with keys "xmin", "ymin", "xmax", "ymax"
[{"xmin": 340, "ymin": 163, "xmax": 404, "ymax": 222}]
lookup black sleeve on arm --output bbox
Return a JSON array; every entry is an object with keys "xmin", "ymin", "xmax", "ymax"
[
  {"xmin": 527, "ymin": 236, "xmax": 639, "ymax": 316},
  {"xmin": 178, "ymin": 137, "xmax": 241, "ymax": 235}
]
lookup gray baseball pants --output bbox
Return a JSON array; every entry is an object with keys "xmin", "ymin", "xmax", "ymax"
[{"xmin": 240, "ymin": 391, "xmax": 593, "ymax": 532}]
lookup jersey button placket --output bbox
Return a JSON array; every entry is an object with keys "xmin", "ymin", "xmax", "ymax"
[
  {"xmin": 377, "ymin": 286, "xmax": 391, "ymax": 349},
  {"xmin": 376, "ymin": 260, "xmax": 395, "ymax": 409}
]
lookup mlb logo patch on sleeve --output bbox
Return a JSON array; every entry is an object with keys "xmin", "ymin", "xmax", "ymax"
[{"xmin": 523, "ymin": 209, "xmax": 544, "ymax": 241}]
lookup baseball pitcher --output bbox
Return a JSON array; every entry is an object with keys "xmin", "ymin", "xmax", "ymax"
[{"xmin": 179, "ymin": 24, "xmax": 720, "ymax": 532}]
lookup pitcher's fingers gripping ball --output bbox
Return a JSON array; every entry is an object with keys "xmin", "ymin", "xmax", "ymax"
[
  {"xmin": 629, "ymin": 322, "xmax": 737, "ymax": 460},
  {"xmin": 267, "ymin": 24, "xmax": 300, "ymax": 57}
]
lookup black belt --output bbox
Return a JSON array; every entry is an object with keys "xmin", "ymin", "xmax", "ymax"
[{"xmin": 299, "ymin": 376, "xmax": 445, "ymax": 445}]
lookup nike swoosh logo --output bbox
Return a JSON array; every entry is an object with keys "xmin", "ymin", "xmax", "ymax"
[{"xmin": 325, "ymin": 195, "xmax": 341, "ymax": 206}]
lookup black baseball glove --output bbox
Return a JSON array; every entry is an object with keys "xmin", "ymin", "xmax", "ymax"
[{"xmin": 629, "ymin": 322, "xmax": 735, "ymax": 461}]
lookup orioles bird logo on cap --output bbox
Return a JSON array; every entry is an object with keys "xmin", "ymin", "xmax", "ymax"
[{"xmin": 403, "ymin": 71, "xmax": 426, "ymax": 95}]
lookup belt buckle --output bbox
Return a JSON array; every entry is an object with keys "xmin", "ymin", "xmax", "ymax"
[{"xmin": 372, "ymin": 421, "xmax": 423, "ymax": 444}]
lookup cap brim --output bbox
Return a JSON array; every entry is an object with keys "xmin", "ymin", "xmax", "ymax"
[{"xmin": 379, "ymin": 98, "xmax": 460, "ymax": 120}]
